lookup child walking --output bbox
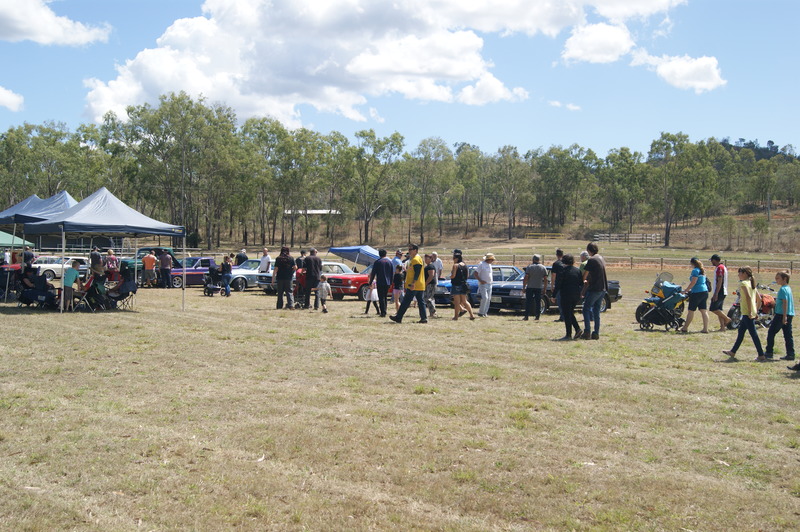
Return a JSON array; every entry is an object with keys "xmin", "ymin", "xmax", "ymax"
[
  {"xmin": 723, "ymin": 266, "xmax": 765, "ymax": 361},
  {"xmin": 315, "ymin": 274, "xmax": 332, "ymax": 313},
  {"xmin": 765, "ymin": 271, "xmax": 794, "ymax": 363},
  {"xmin": 364, "ymin": 279, "xmax": 380, "ymax": 314}
]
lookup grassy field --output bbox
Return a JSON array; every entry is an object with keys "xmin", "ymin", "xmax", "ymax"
[{"xmin": 1, "ymin": 267, "xmax": 799, "ymax": 531}]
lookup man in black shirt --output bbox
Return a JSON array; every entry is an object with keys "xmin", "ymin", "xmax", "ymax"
[
  {"xmin": 22, "ymin": 246, "xmax": 35, "ymax": 267},
  {"xmin": 235, "ymin": 248, "xmax": 248, "ymax": 266},
  {"xmin": 550, "ymin": 248, "xmax": 565, "ymax": 322},
  {"xmin": 423, "ymin": 253, "xmax": 437, "ymax": 318},
  {"xmin": 273, "ymin": 246, "xmax": 296, "ymax": 310},
  {"xmin": 303, "ymin": 248, "xmax": 322, "ymax": 310},
  {"xmin": 369, "ymin": 248, "xmax": 394, "ymax": 317},
  {"xmin": 89, "ymin": 246, "xmax": 104, "ymax": 276},
  {"xmin": 295, "ymin": 250, "xmax": 306, "ymax": 270},
  {"xmin": 580, "ymin": 242, "xmax": 608, "ymax": 340}
]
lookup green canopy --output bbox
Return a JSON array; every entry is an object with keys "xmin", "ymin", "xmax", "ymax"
[{"xmin": 0, "ymin": 230, "xmax": 32, "ymax": 247}]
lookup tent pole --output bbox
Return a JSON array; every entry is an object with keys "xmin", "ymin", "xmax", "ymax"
[
  {"xmin": 134, "ymin": 237, "xmax": 138, "ymax": 287},
  {"xmin": 60, "ymin": 227, "xmax": 65, "ymax": 313},
  {"xmin": 3, "ymin": 222, "xmax": 17, "ymax": 303},
  {"xmin": 182, "ymin": 235, "xmax": 186, "ymax": 311}
]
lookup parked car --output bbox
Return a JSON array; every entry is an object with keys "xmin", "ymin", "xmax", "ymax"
[
  {"xmin": 230, "ymin": 258, "xmax": 261, "ymax": 291},
  {"xmin": 489, "ymin": 266, "xmax": 622, "ymax": 313},
  {"xmin": 121, "ymin": 247, "xmax": 177, "ymax": 273},
  {"xmin": 169, "ymin": 256, "xmax": 217, "ymax": 288},
  {"xmin": 257, "ymin": 261, "xmax": 371, "ymax": 300},
  {"xmin": 32, "ymin": 255, "xmax": 89, "ymax": 281},
  {"xmin": 435, "ymin": 264, "xmax": 524, "ymax": 306}
]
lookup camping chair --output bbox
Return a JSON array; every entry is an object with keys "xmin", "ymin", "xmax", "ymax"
[
  {"xmin": 75, "ymin": 274, "xmax": 109, "ymax": 312},
  {"xmin": 108, "ymin": 279, "xmax": 137, "ymax": 310}
]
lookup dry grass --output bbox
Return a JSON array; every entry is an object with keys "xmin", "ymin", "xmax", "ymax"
[{"xmin": 1, "ymin": 268, "xmax": 799, "ymax": 531}]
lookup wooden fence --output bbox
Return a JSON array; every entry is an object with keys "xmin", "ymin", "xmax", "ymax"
[{"xmin": 593, "ymin": 233, "xmax": 662, "ymax": 245}]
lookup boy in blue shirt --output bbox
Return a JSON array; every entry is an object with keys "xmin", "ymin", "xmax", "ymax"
[{"xmin": 764, "ymin": 271, "xmax": 794, "ymax": 365}]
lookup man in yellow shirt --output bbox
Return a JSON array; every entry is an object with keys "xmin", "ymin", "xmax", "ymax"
[{"xmin": 389, "ymin": 244, "xmax": 427, "ymax": 324}]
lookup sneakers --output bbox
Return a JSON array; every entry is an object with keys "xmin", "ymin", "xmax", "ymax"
[
  {"xmin": 522, "ymin": 316, "xmax": 529, "ymax": 321},
  {"xmin": 322, "ymin": 308, "xmax": 328, "ymax": 313},
  {"xmin": 788, "ymin": 363, "xmax": 800, "ymax": 371},
  {"xmin": 389, "ymin": 315, "xmax": 401, "ymax": 323},
  {"xmin": 418, "ymin": 319, "xmax": 428, "ymax": 324},
  {"xmin": 573, "ymin": 329, "xmax": 582, "ymax": 340},
  {"xmin": 557, "ymin": 335, "xmax": 572, "ymax": 341},
  {"xmin": 722, "ymin": 350, "xmax": 736, "ymax": 358}
]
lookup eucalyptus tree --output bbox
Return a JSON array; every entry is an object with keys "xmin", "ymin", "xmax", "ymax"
[
  {"xmin": 351, "ymin": 129, "xmax": 404, "ymax": 244},
  {"xmin": 409, "ymin": 137, "xmax": 453, "ymax": 245},
  {"xmin": 0, "ymin": 124, "xmax": 35, "ymax": 207},
  {"xmin": 492, "ymin": 145, "xmax": 527, "ymax": 239},
  {"xmin": 647, "ymin": 132, "xmax": 694, "ymax": 247},
  {"xmin": 28, "ymin": 122, "xmax": 73, "ymax": 198},
  {"xmin": 454, "ymin": 143, "xmax": 483, "ymax": 234},
  {"xmin": 319, "ymin": 131, "xmax": 354, "ymax": 246}
]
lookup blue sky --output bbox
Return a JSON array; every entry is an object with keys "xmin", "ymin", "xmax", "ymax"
[{"xmin": 0, "ymin": 0, "xmax": 797, "ymax": 157}]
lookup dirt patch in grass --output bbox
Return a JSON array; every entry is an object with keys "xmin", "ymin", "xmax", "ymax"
[{"xmin": 1, "ymin": 268, "xmax": 799, "ymax": 530}]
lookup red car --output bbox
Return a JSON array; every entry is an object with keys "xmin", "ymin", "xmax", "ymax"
[{"xmin": 321, "ymin": 261, "xmax": 371, "ymax": 300}]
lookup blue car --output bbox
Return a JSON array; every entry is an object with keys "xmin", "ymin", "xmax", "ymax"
[{"xmin": 434, "ymin": 264, "xmax": 523, "ymax": 306}]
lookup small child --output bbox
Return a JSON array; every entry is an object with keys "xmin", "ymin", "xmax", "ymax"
[
  {"xmin": 392, "ymin": 265, "xmax": 404, "ymax": 312},
  {"xmin": 765, "ymin": 271, "xmax": 795, "ymax": 364},
  {"xmin": 315, "ymin": 274, "xmax": 332, "ymax": 313},
  {"xmin": 364, "ymin": 279, "xmax": 380, "ymax": 314}
]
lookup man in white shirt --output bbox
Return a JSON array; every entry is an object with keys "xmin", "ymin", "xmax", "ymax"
[
  {"xmin": 431, "ymin": 251, "xmax": 443, "ymax": 279},
  {"xmin": 473, "ymin": 253, "xmax": 495, "ymax": 317},
  {"xmin": 258, "ymin": 248, "xmax": 272, "ymax": 273}
]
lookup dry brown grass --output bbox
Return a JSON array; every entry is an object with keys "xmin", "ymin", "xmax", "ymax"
[{"xmin": 1, "ymin": 268, "xmax": 799, "ymax": 531}]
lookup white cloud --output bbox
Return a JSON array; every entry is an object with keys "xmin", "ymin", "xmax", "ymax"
[
  {"xmin": 566, "ymin": 103, "xmax": 581, "ymax": 111},
  {"xmin": 549, "ymin": 100, "xmax": 580, "ymax": 111},
  {"xmin": 562, "ymin": 23, "xmax": 634, "ymax": 63},
  {"xmin": 549, "ymin": 100, "xmax": 563, "ymax": 107},
  {"xmin": 0, "ymin": 0, "xmax": 109, "ymax": 45},
  {"xmin": 0, "ymin": 85, "xmax": 23, "ymax": 111},
  {"xmin": 83, "ymin": 0, "xmax": 715, "ymax": 126},
  {"xmin": 631, "ymin": 50, "xmax": 727, "ymax": 93},
  {"xmin": 369, "ymin": 107, "xmax": 385, "ymax": 123}
]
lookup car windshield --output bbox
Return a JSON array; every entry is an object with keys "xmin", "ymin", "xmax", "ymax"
[
  {"xmin": 322, "ymin": 263, "xmax": 354, "ymax": 274},
  {"xmin": 238, "ymin": 259, "xmax": 260, "ymax": 270},
  {"xmin": 181, "ymin": 257, "xmax": 200, "ymax": 268}
]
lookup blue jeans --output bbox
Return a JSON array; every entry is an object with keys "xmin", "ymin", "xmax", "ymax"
[
  {"xmin": 396, "ymin": 289, "xmax": 426, "ymax": 322},
  {"xmin": 582, "ymin": 290, "xmax": 606, "ymax": 334},
  {"xmin": 731, "ymin": 315, "xmax": 764, "ymax": 356},
  {"xmin": 477, "ymin": 283, "xmax": 492, "ymax": 315},
  {"xmin": 221, "ymin": 273, "xmax": 232, "ymax": 296},
  {"xmin": 765, "ymin": 314, "xmax": 794, "ymax": 357},
  {"xmin": 525, "ymin": 287, "xmax": 543, "ymax": 318}
]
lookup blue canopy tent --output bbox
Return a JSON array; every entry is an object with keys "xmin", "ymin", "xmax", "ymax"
[
  {"xmin": 0, "ymin": 194, "xmax": 43, "ymax": 226},
  {"xmin": 24, "ymin": 187, "xmax": 186, "ymax": 311},
  {"xmin": 327, "ymin": 245, "xmax": 380, "ymax": 267}
]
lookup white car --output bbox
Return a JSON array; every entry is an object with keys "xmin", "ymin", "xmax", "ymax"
[{"xmin": 32, "ymin": 256, "xmax": 89, "ymax": 281}]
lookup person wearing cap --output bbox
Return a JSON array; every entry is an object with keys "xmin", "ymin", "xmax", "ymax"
[
  {"xmin": 389, "ymin": 244, "xmax": 427, "ymax": 324},
  {"xmin": 679, "ymin": 257, "xmax": 710, "ymax": 333},
  {"xmin": 709, "ymin": 254, "xmax": 731, "ymax": 331},
  {"xmin": 523, "ymin": 254, "xmax": 548, "ymax": 321},
  {"xmin": 89, "ymin": 246, "xmax": 104, "ymax": 276},
  {"xmin": 473, "ymin": 252, "xmax": 495, "ymax": 317},
  {"xmin": 235, "ymin": 248, "xmax": 249, "ymax": 266}
]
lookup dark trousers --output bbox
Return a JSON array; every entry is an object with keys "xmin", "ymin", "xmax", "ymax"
[
  {"xmin": 396, "ymin": 289, "xmax": 426, "ymax": 322},
  {"xmin": 276, "ymin": 278, "xmax": 294, "ymax": 309},
  {"xmin": 765, "ymin": 314, "xmax": 794, "ymax": 358},
  {"xmin": 561, "ymin": 295, "xmax": 581, "ymax": 337},
  {"xmin": 525, "ymin": 287, "xmax": 543, "ymax": 319},
  {"xmin": 556, "ymin": 291, "xmax": 564, "ymax": 320},
  {"xmin": 376, "ymin": 284, "xmax": 390, "ymax": 316},
  {"xmin": 160, "ymin": 268, "xmax": 171, "ymax": 288},
  {"xmin": 304, "ymin": 279, "xmax": 320, "ymax": 309},
  {"xmin": 731, "ymin": 315, "xmax": 764, "ymax": 356}
]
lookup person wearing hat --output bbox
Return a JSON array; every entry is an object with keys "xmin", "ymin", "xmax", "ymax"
[
  {"xmin": 679, "ymin": 257, "xmax": 710, "ymax": 333},
  {"xmin": 709, "ymin": 254, "xmax": 731, "ymax": 331},
  {"xmin": 392, "ymin": 249, "xmax": 404, "ymax": 271},
  {"xmin": 473, "ymin": 252, "xmax": 495, "ymax": 317}
]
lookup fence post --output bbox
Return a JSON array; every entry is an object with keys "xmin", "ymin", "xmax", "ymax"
[
  {"xmin": 512, "ymin": 254, "xmax": 516, "ymax": 266},
  {"xmin": 757, "ymin": 260, "xmax": 760, "ymax": 273},
  {"xmin": 630, "ymin": 257, "xmax": 633, "ymax": 269},
  {"xmin": 660, "ymin": 257, "xmax": 663, "ymax": 271},
  {"xmin": 791, "ymin": 261, "xmax": 793, "ymax": 274}
]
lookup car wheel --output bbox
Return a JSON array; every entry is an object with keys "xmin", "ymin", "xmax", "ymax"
[
  {"xmin": 357, "ymin": 284, "xmax": 369, "ymax": 301},
  {"xmin": 43, "ymin": 269, "xmax": 55, "ymax": 281},
  {"xmin": 599, "ymin": 295, "xmax": 609, "ymax": 313},
  {"xmin": 231, "ymin": 278, "xmax": 246, "ymax": 292},
  {"xmin": 172, "ymin": 276, "xmax": 183, "ymax": 289},
  {"xmin": 540, "ymin": 296, "xmax": 550, "ymax": 313}
]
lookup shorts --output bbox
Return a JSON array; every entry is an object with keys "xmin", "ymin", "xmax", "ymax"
[
  {"xmin": 450, "ymin": 283, "xmax": 469, "ymax": 296},
  {"xmin": 688, "ymin": 291, "xmax": 708, "ymax": 311},
  {"xmin": 143, "ymin": 269, "xmax": 156, "ymax": 282},
  {"xmin": 709, "ymin": 294, "xmax": 725, "ymax": 312}
]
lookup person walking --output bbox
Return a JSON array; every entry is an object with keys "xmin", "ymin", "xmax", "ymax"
[
  {"xmin": 551, "ymin": 249, "xmax": 565, "ymax": 322},
  {"xmin": 523, "ymin": 254, "xmax": 548, "ymax": 321},
  {"xmin": 679, "ymin": 257, "xmax": 710, "ymax": 334},
  {"xmin": 369, "ymin": 249, "xmax": 394, "ymax": 317},
  {"xmin": 303, "ymin": 248, "xmax": 322, "ymax": 310},
  {"xmin": 389, "ymin": 244, "xmax": 427, "ymax": 324},
  {"xmin": 392, "ymin": 265, "xmax": 404, "ymax": 312},
  {"xmin": 258, "ymin": 248, "xmax": 272, "ymax": 273},
  {"xmin": 315, "ymin": 274, "xmax": 332, "ymax": 313},
  {"xmin": 580, "ymin": 243, "xmax": 608, "ymax": 340},
  {"xmin": 557, "ymin": 254, "xmax": 583, "ymax": 340},
  {"xmin": 364, "ymin": 279, "xmax": 380, "ymax": 314},
  {"xmin": 473, "ymin": 253, "xmax": 495, "ymax": 317},
  {"xmin": 765, "ymin": 271, "xmax": 794, "ymax": 362},
  {"xmin": 159, "ymin": 249, "xmax": 173, "ymax": 288},
  {"xmin": 273, "ymin": 246, "xmax": 296, "ymax": 309},
  {"xmin": 723, "ymin": 267, "xmax": 765, "ymax": 361},
  {"xmin": 220, "ymin": 255, "xmax": 233, "ymax": 297},
  {"xmin": 449, "ymin": 249, "xmax": 475, "ymax": 321},
  {"xmin": 423, "ymin": 253, "xmax": 438, "ymax": 318},
  {"xmin": 709, "ymin": 254, "xmax": 731, "ymax": 331}
]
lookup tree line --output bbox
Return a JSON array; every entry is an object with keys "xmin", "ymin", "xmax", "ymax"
[{"xmin": 1, "ymin": 92, "xmax": 798, "ymax": 248}]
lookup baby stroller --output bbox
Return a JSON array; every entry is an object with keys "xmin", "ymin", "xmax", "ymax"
[
  {"xmin": 635, "ymin": 272, "xmax": 687, "ymax": 331},
  {"xmin": 203, "ymin": 266, "xmax": 223, "ymax": 296}
]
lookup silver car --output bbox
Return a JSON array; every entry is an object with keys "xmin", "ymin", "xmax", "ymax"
[{"xmin": 230, "ymin": 258, "xmax": 262, "ymax": 291}]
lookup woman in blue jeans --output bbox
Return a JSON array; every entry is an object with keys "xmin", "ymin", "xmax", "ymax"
[
  {"xmin": 723, "ymin": 266, "xmax": 765, "ymax": 361},
  {"xmin": 220, "ymin": 255, "xmax": 233, "ymax": 297}
]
